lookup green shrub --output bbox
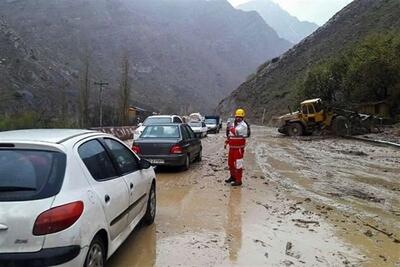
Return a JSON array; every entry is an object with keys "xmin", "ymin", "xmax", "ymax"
[
  {"xmin": 299, "ymin": 32, "xmax": 400, "ymax": 117},
  {"xmin": 0, "ymin": 112, "xmax": 78, "ymax": 131}
]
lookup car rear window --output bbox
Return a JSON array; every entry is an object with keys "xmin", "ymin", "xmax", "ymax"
[
  {"xmin": 205, "ymin": 119, "xmax": 217, "ymax": 124},
  {"xmin": 141, "ymin": 125, "xmax": 180, "ymax": 138},
  {"xmin": 144, "ymin": 117, "xmax": 172, "ymax": 125},
  {"xmin": 0, "ymin": 149, "xmax": 66, "ymax": 202},
  {"xmin": 189, "ymin": 122, "xmax": 202, "ymax": 127}
]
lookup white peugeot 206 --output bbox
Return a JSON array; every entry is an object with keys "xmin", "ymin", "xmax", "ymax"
[{"xmin": 0, "ymin": 129, "xmax": 156, "ymax": 267}]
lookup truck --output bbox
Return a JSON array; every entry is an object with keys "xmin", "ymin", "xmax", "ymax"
[
  {"xmin": 277, "ymin": 98, "xmax": 378, "ymax": 136},
  {"xmin": 204, "ymin": 115, "xmax": 222, "ymax": 133}
]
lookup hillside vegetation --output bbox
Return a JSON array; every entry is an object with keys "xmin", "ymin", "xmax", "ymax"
[
  {"xmin": 217, "ymin": 0, "xmax": 400, "ymax": 122},
  {"xmin": 299, "ymin": 33, "xmax": 400, "ymax": 117}
]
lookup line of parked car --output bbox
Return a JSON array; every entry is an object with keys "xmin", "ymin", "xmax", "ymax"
[
  {"xmin": 131, "ymin": 114, "xmax": 222, "ymax": 171},
  {"xmin": 0, "ymin": 114, "xmax": 222, "ymax": 267}
]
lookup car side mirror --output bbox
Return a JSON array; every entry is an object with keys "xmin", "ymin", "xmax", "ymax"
[{"xmin": 139, "ymin": 159, "xmax": 151, "ymax": 169}]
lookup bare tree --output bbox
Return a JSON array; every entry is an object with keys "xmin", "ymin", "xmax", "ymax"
[
  {"xmin": 79, "ymin": 55, "xmax": 91, "ymax": 128},
  {"xmin": 119, "ymin": 55, "xmax": 131, "ymax": 126}
]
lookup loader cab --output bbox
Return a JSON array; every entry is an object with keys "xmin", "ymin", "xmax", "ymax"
[{"xmin": 300, "ymin": 98, "xmax": 325, "ymax": 123}]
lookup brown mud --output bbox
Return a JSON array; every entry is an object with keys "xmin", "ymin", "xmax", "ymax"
[{"xmin": 111, "ymin": 127, "xmax": 400, "ymax": 266}]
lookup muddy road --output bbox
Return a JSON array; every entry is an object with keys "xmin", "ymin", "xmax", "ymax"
[{"xmin": 109, "ymin": 126, "xmax": 400, "ymax": 266}]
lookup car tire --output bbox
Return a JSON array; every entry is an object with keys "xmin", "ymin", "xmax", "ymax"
[
  {"xmin": 142, "ymin": 182, "xmax": 156, "ymax": 225},
  {"xmin": 195, "ymin": 149, "xmax": 202, "ymax": 162},
  {"xmin": 84, "ymin": 235, "xmax": 106, "ymax": 267},
  {"xmin": 182, "ymin": 154, "xmax": 190, "ymax": 171}
]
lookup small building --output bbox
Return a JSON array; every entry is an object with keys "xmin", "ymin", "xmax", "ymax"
[
  {"xmin": 128, "ymin": 106, "xmax": 156, "ymax": 125},
  {"xmin": 357, "ymin": 100, "xmax": 390, "ymax": 118}
]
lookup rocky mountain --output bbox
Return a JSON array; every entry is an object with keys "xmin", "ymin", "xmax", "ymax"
[
  {"xmin": 237, "ymin": 0, "xmax": 319, "ymax": 44},
  {"xmin": 217, "ymin": 0, "xmax": 400, "ymax": 122},
  {"xmin": 0, "ymin": 0, "xmax": 291, "ymax": 120},
  {"xmin": 0, "ymin": 18, "xmax": 77, "ymax": 116}
]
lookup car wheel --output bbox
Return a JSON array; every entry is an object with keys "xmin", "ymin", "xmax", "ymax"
[
  {"xmin": 182, "ymin": 154, "xmax": 190, "ymax": 171},
  {"xmin": 142, "ymin": 183, "xmax": 156, "ymax": 225},
  {"xmin": 85, "ymin": 236, "xmax": 106, "ymax": 267},
  {"xmin": 196, "ymin": 149, "xmax": 202, "ymax": 162}
]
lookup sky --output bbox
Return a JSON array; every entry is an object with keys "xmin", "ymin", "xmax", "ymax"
[{"xmin": 227, "ymin": 0, "xmax": 354, "ymax": 25}]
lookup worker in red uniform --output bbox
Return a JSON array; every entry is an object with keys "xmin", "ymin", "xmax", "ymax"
[{"xmin": 225, "ymin": 108, "xmax": 249, "ymax": 186}]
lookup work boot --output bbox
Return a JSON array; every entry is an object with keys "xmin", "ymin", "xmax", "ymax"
[
  {"xmin": 225, "ymin": 177, "xmax": 234, "ymax": 183},
  {"xmin": 231, "ymin": 181, "xmax": 242, "ymax": 187}
]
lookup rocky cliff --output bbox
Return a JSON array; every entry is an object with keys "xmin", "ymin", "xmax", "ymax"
[
  {"xmin": 217, "ymin": 0, "xmax": 400, "ymax": 122},
  {"xmin": 0, "ymin": 0, "xmax": 291, "ymax": 118}
]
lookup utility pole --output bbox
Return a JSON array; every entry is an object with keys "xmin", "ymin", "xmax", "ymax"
[
  {"xmin": 94, "ymin": 81, "xmax": 109, "ymax": 127},
  {"xmin": 261, "ymin": 108, "xmax": 266, "ymax": 125}
]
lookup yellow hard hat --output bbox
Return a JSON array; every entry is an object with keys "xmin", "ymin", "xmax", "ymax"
[{"xmin": 235, "ymin": 108, "xmax": 245, "ymax": 117}]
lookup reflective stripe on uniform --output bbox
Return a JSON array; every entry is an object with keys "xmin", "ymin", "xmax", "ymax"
[{"xmin": 230, "ymin": 146, "xmax": 245, "ymax": 149}]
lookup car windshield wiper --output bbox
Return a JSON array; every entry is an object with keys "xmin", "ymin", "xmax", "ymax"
[{"xmin": 0, "ymin": 186, "xmax": 37, "ymax": 192}]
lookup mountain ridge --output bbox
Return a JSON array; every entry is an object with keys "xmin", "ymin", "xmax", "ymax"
[
  {"xmin": 0, "ymin": 0, "xmax": 291, "ymax": 122},
  {"xmin": 237, "ymin": 0, "xmax": 319, "ymax": 44},
  {"xmin": 217, "ymin": 0, "xmax": 400, "ymax": 122}
]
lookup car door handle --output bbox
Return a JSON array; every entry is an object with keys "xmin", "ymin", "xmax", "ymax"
[
  {"xmin": 130, "ymin": 183, "xmax": 134, "ymax": 190},
  {"xmin": 105, "ymin": 195, "xmax": 110, "ymax": 203}
]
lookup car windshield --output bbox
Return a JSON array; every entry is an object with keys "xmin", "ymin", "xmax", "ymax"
[
  {"xmin": 189, "ymin": 122, "xmax": 202, "ymax": 127},
  {"xmin": 0, "ymin": 149, "xmax": 66, "ymax": 201},
  {"xmin": 141, "ymin": 125, "xmax": 180, "ymax": 138},
  {"xmin": 205, "ymin": 119, "xmax": 217, "ymax": 124},
  {"xmin": 143, "ymin": 117, "xmax": 172, "ymax": 126}
]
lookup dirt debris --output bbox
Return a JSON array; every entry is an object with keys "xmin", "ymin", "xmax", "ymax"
[
  {"xmin": 364, "ymin": 230, "xmax": 373, "ymax": 237},
  {"xmin": 109, "ymin": 126, "xmax": 400, "ymax": 267},
  {"xmin": 338, "ymin": 149, "xmax": 369, "ymax": 156},
  {"xmin": 292, "ymin": 219, "xmax": 320, "ymax": 226}
]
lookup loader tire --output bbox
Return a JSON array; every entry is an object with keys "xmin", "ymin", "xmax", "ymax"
[
  {"xmin": 332, "ymin": 116, "xmax": 349, "ymax": 136},
  {"xmin": 287, "ymin": 122, "xmax": 303, "ymax": 136}
]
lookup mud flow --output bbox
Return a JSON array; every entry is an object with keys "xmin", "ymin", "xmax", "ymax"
[{"xmin": 111, "ymin": 127, "xmax": 400, "ymax": 266}]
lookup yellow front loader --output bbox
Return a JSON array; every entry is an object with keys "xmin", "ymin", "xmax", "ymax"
[{"xmin": 277, "ymin": 98, "xmax": 377, "ymax": 136}]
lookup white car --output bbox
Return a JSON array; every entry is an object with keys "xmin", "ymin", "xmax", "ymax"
[
  {"xmin": 134, "ymin": 115, "xmax": 183, "ymax": 140},
  {"xmin": 189, "ymin": 113, "xmax": 204, "ymax": 122},
  {"xmin": 188, "ymin": 121, "xmax": 208, "ymax": 138},
  {"xmin": 0, "ymin": 129, "xmax": 156, "ymax": 267}
]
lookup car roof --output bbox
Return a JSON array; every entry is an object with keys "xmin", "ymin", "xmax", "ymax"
[
  {"xmin": 144, "ymin": 124, "xmax": 182, "ymax": 127},
  {"xmin": 0, "ymin": 129, "xmax": 99, "ymax": 144},
  {"xmin": 147, "ymin": 115, "xmax": 179, "ymax": 118}
]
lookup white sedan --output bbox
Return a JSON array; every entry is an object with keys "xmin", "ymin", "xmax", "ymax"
[
  {"xmin": 133, "ymin": 115, "xmax": 183, "ymax": 140},
  {"xmin": 188, "ymin": 121, "xmax": 208, "ymax": 138},
  {"xmin": 0, "ymin": 129, "xmax": 156, "ymax": 267}
]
